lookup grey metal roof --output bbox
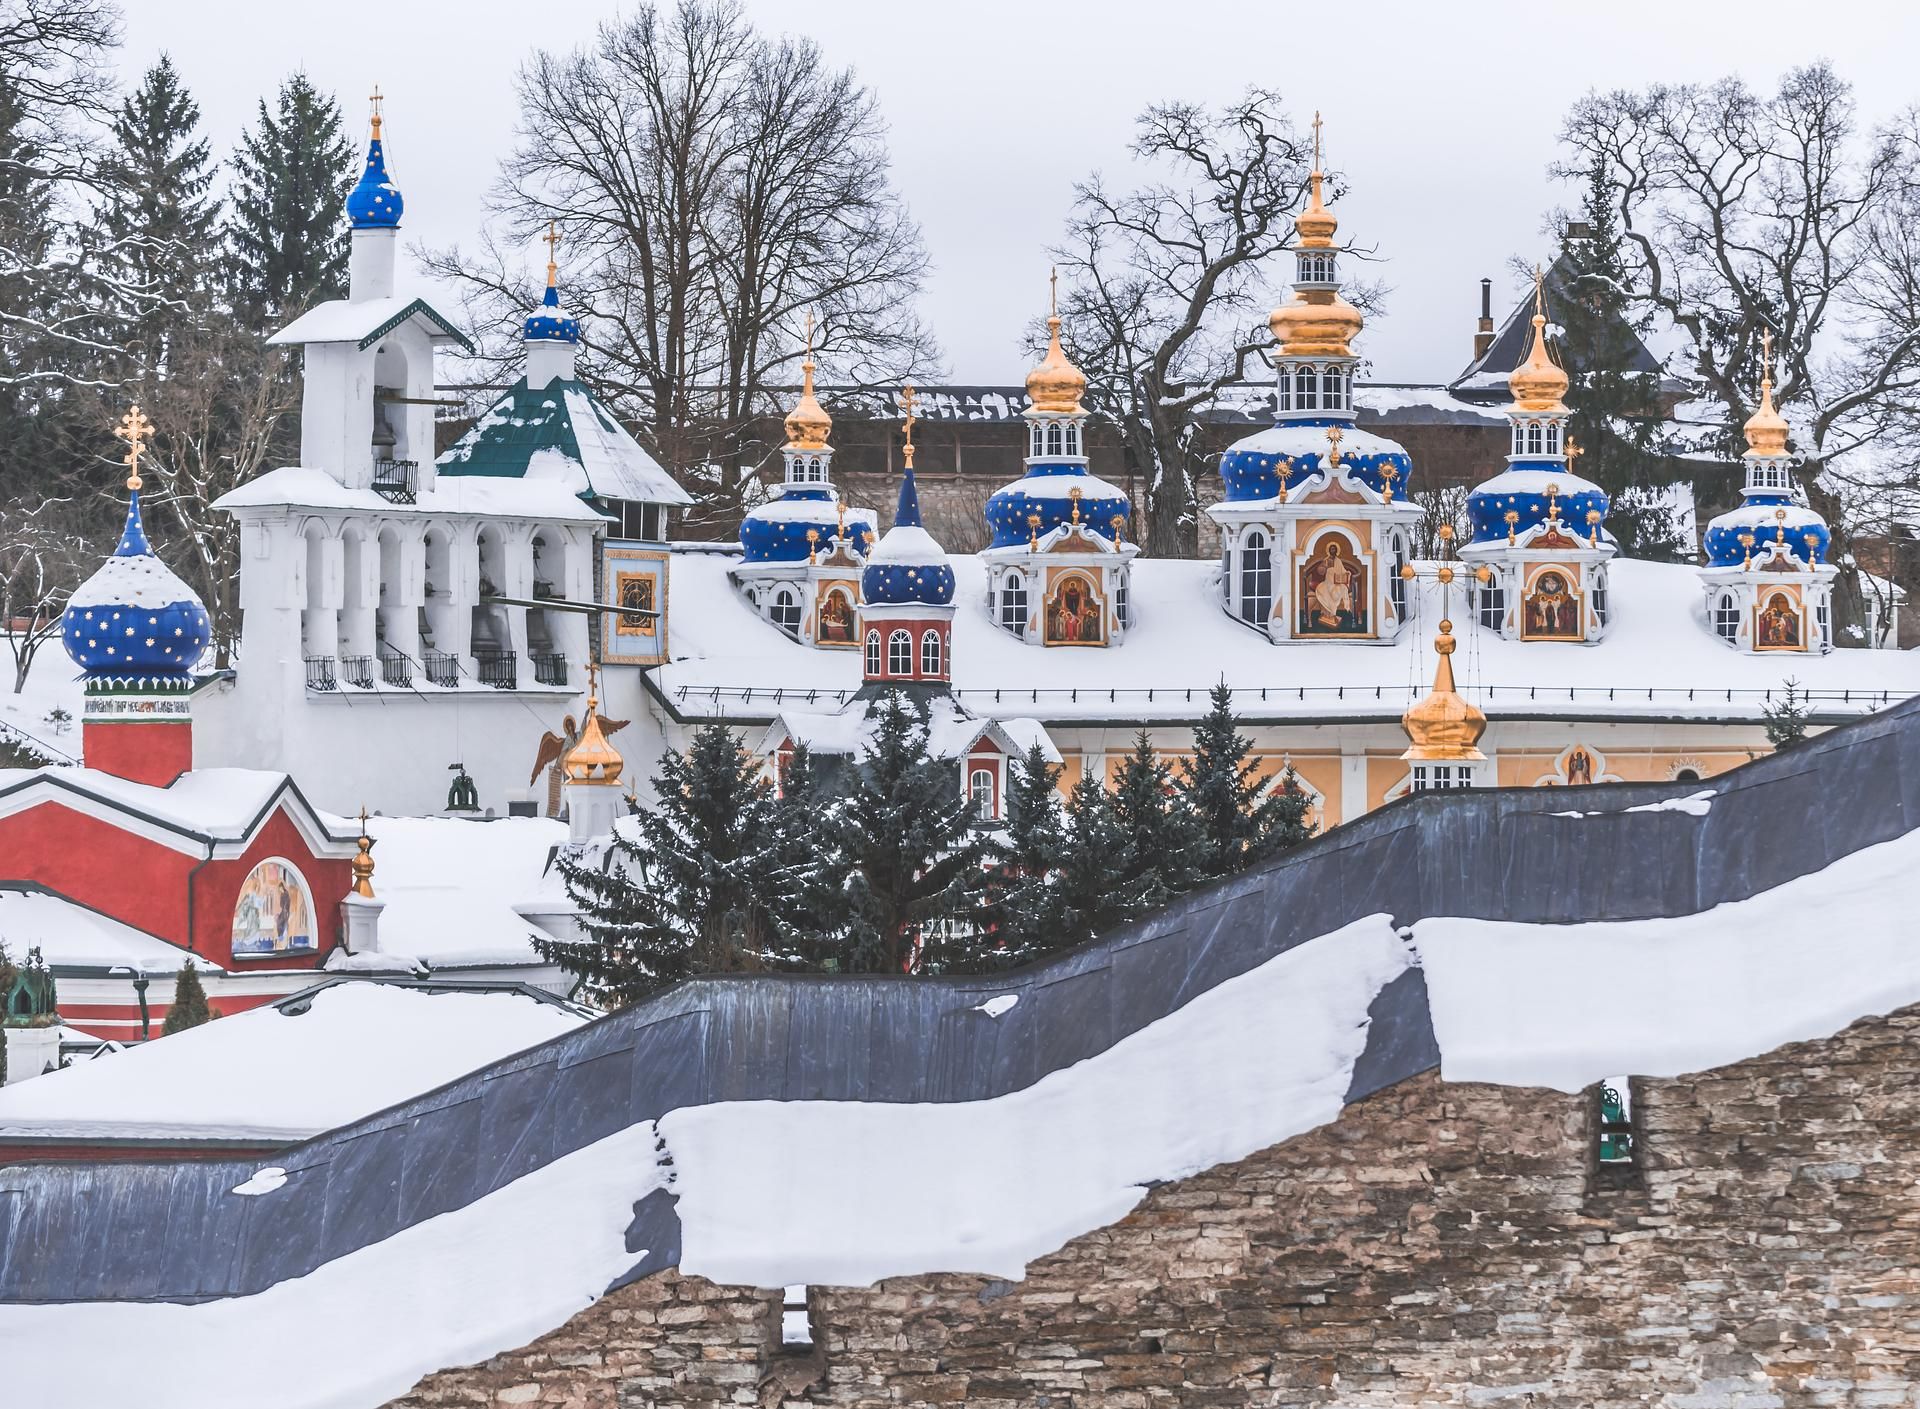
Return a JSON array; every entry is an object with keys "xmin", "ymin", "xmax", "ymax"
[{"xmin": 3, "ymin": 693, "xmax": 1916, "ymax": 1304}]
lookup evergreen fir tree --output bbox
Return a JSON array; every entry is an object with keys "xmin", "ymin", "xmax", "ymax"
[
  {"xmin": 543, "ymin": 719, "xmax": 798, "ymax": 1008},
  {"xmin": 1178, "ymin": 682, "xmax": 1315, "ymax": 880},
  {"xmin": 979, "ymin": 742, "xmax": 1068, "ymax": 965},
  {"xmin": 227, "ymin": 73, "xmax": 353, "ymax": 317},
  {"xmin": 1052, "ymin": 772, "xmax": 1160, "ymax": 944},
  {"xmin": 753, "ymin": 742, "xmax": 836, "ymax": 969},
  {"xmin": 1558, "ymin": 156, "xmax": 1688, "ymax": 559},
  {"xmin": 1109, "ymin": 731, "xmax": 1205, "ymax": 911},
  {"xmin": 820, "ymin": 692, "xmax": 993, "ymax": 975},
  {"xmin": 1762, "ymin": 678, "xmax": 1812, "ymax": 751},
  {"xmin": 92, "ymin": 56, "xmax": 221, "ymax": 375},
  {"xmin": 161, "ymin": 960, "xmax": 211, "ymax": 1034}
]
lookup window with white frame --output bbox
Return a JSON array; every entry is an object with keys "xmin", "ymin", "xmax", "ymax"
[
  {"xmin": 1000, "ymin": 574, "xmax": 1028, "ymax": 632},
  {"xmin": 1297, "ymin": 365, "xmax": 1319, "ymax": 411},
  {"xmin": 1064, "ymin": 424, "xmax": 1080, "ymax": 456},
  {"xmin": 1322, "ymin": 365, "xmax": 1345, "ymax": 412},
  {"xmin": 1816, "ymin": 597, "xmax": 1830, "ymax": 642},
  {"xmin": 969, "ymin": 766, "xmax": 996, "ymax": 818},
  {"xmin": 1390, "ymin": 535, "xmax": 1408, "ymax": 618},
  {"xmin": 1240, "ymin": 530, "xmax": 1273, "ymax": 625},
  {"xmin": 1593, "ymin": 570, "xmax": 1609, "ymax": 626},
  {"xmin": 865, "ymin": 629, "xmax": 881, "ymax": 675},
  {"xmin": 1526, "ymin": 422, "xmax": 1543, "ymax": 455},
  {"xmin": 1477, "ymin": 571, "xmax": 1505, "ymax": 630},
  {"xmin": 920, "ymin": 629, "xmax": 942, "ymax": 676},
  {"xmin": 1713, "ymin": 592, "xmax": 1740, "ymax": 641},
  {"xmin": 1029, "ymin": 424, "xmax": 1044, "ymax": 458},
  {"xmin": 1278, "ymin": 366, "xmax": 1293, "ymax": 413},
  {"xmin": 1116, "ymin": 574, "xmax": 1130, "ymax": 629},
  {"xmin": 1545, "ymin": 423, "xmax": 1561, "ymax": 455},
  {"xmin": 1410, "ymin": 762, "xmax": 1473, "ymax": 792},
  {"xmin": 887, "ymin": 629, "xmax": 913, "ymax": 675},
  {"xmin": 1046, "ymin": 423, "xmax": 1063, "ymax": 457},
  {"xmin": 770, "ymin": 586, "xmax": 802, "ymax": 638}
]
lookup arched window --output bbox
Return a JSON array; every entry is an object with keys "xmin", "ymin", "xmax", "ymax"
[
  {"xmin": 865, "ymin": 629, "xmax": 882, "ymax": 675},
  {"xmin": 1477, "ymin": 571, "xmax": 1505, "ymax": 630},
  {"xmin": 1713, "ymin": 593, "xmax": 1740, "ymax": 641},
  {"xmin": 1593, "ymin": 570, "xmax": 1609, "ymax": 626},
  {"xmin": 920, "ymin": 629, "xmax": 942, "ymax": 676},
  {"xmin": 1029, "ymin": 424, "xmax": 1044, "ymax": 458},
  {"xmin": 1673, "ymin": 768, "xmax": 1701, "ymax": 783},
  {"xmin": 1064, "ymin": 424, "xmax": 1080, "ymax": 456},
  {"xmin": 1526, "ymin": 422, "xmax": 1543, "ymax": 455},
  {"xmin": 1322, "ymin": 365, "xmax": 1340, "ymax": 411},
  {"xmin": 1116, "ymin": 574, "xmax": 1130, "ymax": 629},
  {"xmin": 969, "ymin": 766, "xmax": 996, "ymax": 818},
  {"xmin": 887, "ymin": 629, "xmax": 913, "ymax": 675},
  {"xmin": 1277, "ymin": 366, "xmax": 1293, "ymax": 413},
  {"xmin": 1046, "ymin": 423, "xmax": 1063, "ymax": 457},
  {"xmin": 1240, "ymin": 530, "xmax": 1273, "ymax": 625},
  {"xmin": 1816, "ymin": 597, "xmax": 1830, "ymax": 643},
  {"xmin": 1298, "ymin": 366, "xmax": 1319, "ymax": 412},
  {"xmin": 1511, "ymin": 424, "xmax": 1526, "ymax": 456},
  {"xmin": 1391, "ymin": 535, "xmax": 1409, "ymax": 619},
  {"xmin": 770, "ymin": 586, "xmax": 802, "ymax": 637},
  {"xmin": 1544, "ymin": 423, "xmax": 1561, "ymax": 455},
  {"xmin": 1000, "ymin": 574, "xmax": 1028, "ymax": 632}
]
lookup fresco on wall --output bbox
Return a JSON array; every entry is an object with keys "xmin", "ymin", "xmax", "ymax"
[{"xmin": 231, "ymin": 859, "xmax": 317, "ymax": 957}]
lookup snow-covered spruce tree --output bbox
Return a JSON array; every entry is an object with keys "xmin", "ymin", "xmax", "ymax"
[
  {"xmin": 751, "ymin": 742, "xmax": 840, "ymax": 971},
  {"xmin": 542, "ymin": 719, "xmax": 801, "ymax": 1009},
  {"xmin": 1109, "ymin": 730, "xmax": 1206, "ymax": 912},
  {"xmin": 978, "ymin": 742, "xmax": 1068, "ymax": 966},
  {"xmin": 1179, "ymin": 682, "xmax": 1314, "ymax": 881},
  {"xmin": 1557, "ymin": 156, "xmax": 1685, "ymax": 560},
  {"xmin": 227, "ymin": 73, "xmax": 352, "ymax": 318},
  {"xmin": 821, "ymin": 691, "xmax": 993, "ymax": 975},
  {"xmin": 161, "ymin": 959, "xmax": 210, "ymax": 1034},
  {"xmin": 1051, "ymin": 771, "xmax": 1162, "ymax": 945},
  {"xmin": 92, "ymin": 56, "xmax": 221, "ymax": 376},
  {"xmin": 1762, "ymin": 679, "xmax": 1812, "ymax": 752}
]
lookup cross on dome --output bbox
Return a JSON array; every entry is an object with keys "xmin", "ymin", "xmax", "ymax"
[
  {"xmin": 116, "ymin": 404, "xmax": 154, "ymax": 492},
  {"xmin": 347, "ymin": 84, "xmax": 404, "ymax": 229}
]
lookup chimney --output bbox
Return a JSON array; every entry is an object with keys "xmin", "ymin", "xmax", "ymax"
[{"xmin": 1473, "ymin": 278, "xmax": 1496, "ymax": 361}]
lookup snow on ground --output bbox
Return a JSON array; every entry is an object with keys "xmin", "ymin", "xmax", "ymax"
[
  {"xmin": 0, "ymin": 980, "xmax": 588, "ymax": 1143},
  {"xmin": 341, "ymin": 814, "xmax": 572, "ymax": 968},
  {"xmin": 658, "ymin": 553, "xmax": 1920, "ymax": 725},
  {"xmin": 1416, "ymin": 825, "xmax": 1920, "ymax": 1093},
  {"xmin": 0, "ymin": 639, "xmax": 84, "ymax": 763},
  {"xmin": 0, "ymin": 1122, "xmax": 667, "ymax": 1409},
  {"xmin": 664, "ymin": 914, "xmax": 1412, "ymax": 1287}
]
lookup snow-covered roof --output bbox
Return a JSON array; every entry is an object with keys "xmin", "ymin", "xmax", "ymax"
[
  {"xmin": 653, "ymin": 551, "xmax": 1920, "ymax": 726},
  {"xmin": 437, "ymin": 379, "xmax": 692, "ymax": 507},
  {"xmin": 0, "ymin": 765, "xmax": 351, "ymax": 856},
  {"xmin": 269, "ymin": 295, "xmax": 471, "ymax": 352},
  {"xmin": 761, "ymin": 693, "xmax": 1053, "ymax": 765},
  {"xmin": 214, "ymin": 465, "xmax": 606, "ymax": 525},
  {"xmin": 0, "ymin": 885, "xmax": 221, "ymax": 975},
  {"xmin": 0, "ymin": 979, "xmax": 588, "ymax": 1145}
]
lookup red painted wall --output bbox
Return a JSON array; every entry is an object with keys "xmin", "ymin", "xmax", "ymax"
[
  {"xmin": 861, "ymin": 616, "xmax": 952, "ymax": 684},
  {"xmin": 82, "ymin": 718, "xmax": 193, "ymax": 788},
  {"xmin": 191, "ymin": 808, "xmax": 352, "ymax": 969}
]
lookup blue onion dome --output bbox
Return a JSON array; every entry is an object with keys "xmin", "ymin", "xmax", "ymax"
[
  {"xmin": 862, "ymin": 466, "xmax": 955, "ymax": 606},
  {"xmin": 1701, "ymin": 355, "xmax": 1828, "ymax": 567},
  {"xmin": 1218, "ymin": 421, "xmax": 1413, "ymax": 504},
  {"xmin": 741, "ymin": 487, "xmax": 872, "ymax": 564},
  {"xmin": 523, "ymin": 266, "xmax": 580, "ymax": 344},
  {"xmin": 1466, "ymin": 469, "xmax": 1609, "ymax": 544},
  {"xmin": 984, "ymin": 464, "xmax": 1131, "ymax": 549},
  {"xmin": 63, "ymin": 473, "xmax": 211, "ymax": 681},
  {"xmin": 346, "ymin": 106, "xmax": 403, "ymax": 230}
]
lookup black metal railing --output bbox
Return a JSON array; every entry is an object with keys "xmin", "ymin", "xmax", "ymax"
[
  {"xmin": 379, "ymin": 650, "xmax": 413, "ymax": 688},
  {"xmin": 532, "ymin": 652, "xmax": 567, "ymax": 686},
  {"xmin": 475, "ymin": 649, "xmax": 518, "ymax": 689},
  {"xmin": 423, "ymin": 650, "xmax": 460, "ymax": 688},
  {"xmin": 371, "ymin": 458, "xmax": 418, "ymax": 504},
  {"xmin": 304, "ymin": 656, "xmax": 338, "ymax": 692},
  {"xmin": 339, "ymin": 655, "xmax": 375, "ymax": 689}
]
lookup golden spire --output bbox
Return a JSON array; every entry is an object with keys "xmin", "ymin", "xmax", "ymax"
[
  {"xmin": 115, "ymin": 404, "xmax": 154, "ymax": 491},
  {"xmin": 899, "ymin": 382, "xmax": 918, "ymax": 470},
  {"xmin": 1294, "ymin": 111, "xmax": 1338, "ymax": 249},
  {"xmin": 542, "ymin": 220, "xmax": 561, "ymax": 289},
  {"xmin": 1507, "ymin": 265, "xmax": 1570, "ymax": 414},
  {"xmin": 1026, "ymin": 268, "xmax": 1088, "ymax": 415},
  {"xmin": 1401, "ymin": 542, "xmax": 1488, "ymax": 763},
  {"xmin": 1743, "ymin": 328, "xmax": 1790, "ymax": 457},
  {"xmin": 806, "ymin": 527, "xmax": 819, "ymax": 564},
  {"xmin": 1270, "ymin": 115, "xmax": 1361, "ymax": 358},
  {"xmin": 369, "ymin": 84, "xmax": 384, "ymax": 139},
  {"xmin": 562, "ymin": 662, "xmax": 625, "ymax": 786},
  {"xmin": 784, "ymin": 310, "xmax": 833, "ymax": 452},
  {"xmin": 351, "ymin": 808, "xmax": 376, "ymax": 899}
]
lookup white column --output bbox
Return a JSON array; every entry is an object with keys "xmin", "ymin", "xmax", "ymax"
[
  {"xmin": 340, "ymin": 894, "xmax": 385, "ymax": 952},
  {"xmin": 1339, "ymin": 749, "xmax": 1368, "ymax": 825},
  {"xmin": 2, "ymin": 1026, "xmax": 60, "ymax": 1083},
  {"xmin": 349, "ymin": 227, "xmax": 396, "ymax": 302},
  {"xmin": 565, "ymin": 781, "xmax": 623, "ymax": 843}
]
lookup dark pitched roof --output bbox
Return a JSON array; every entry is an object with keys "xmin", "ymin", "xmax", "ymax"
[{"xmin": 1448, "ymin": 251, "xmax": 1665, "ymax": 401}]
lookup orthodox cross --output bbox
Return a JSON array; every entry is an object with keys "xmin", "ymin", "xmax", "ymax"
[
  {"xmin": 369, "ymin": 84, "xmax": 384, "ymax": 134},
  {"xmin": 1311, "ymin": 110, "xmax": 1322, "ymax": 169},
  {"xmin": 806, "ymin": 528, "xmax": 820, "ymax": 565},
  {"xmin": 803, "ymin": 308, "xmax": 815, "ymax": 357},
  {"xmin": 115, "ymin": 404, "xmax": 154, "ymax": 491},
  {"xmin": 899, "ymin": 383, "xmax": 917, "ymax": 470},
  {"xmin": 1400, "ymin": 522, "xmax": 1493, "ymax": 626},
  {"xmin": 1049, "ymin": 266, "xmax": 1058, "ymax": 316},
  {"xmin": 1324, "ymin": 424, "xmax": 1344, "ymax": 470},
  {"xmin": 543, "ymin": 220, "xmax": 561, "ymax": 281},
  {"xmin": 1564, "ymin": 437, "xmax": 1583, "ymax": 470},
  {"xmin": 1533, "ymin": 263, "xmax": 1545, "ymax": 315}
]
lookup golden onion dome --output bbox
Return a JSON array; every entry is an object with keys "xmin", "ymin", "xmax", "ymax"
[
  {"xmin": 784, "ymin": 354, "xmax": 833, "ymax": 452},
  {"xmin": 562, "ymin": 674, "xmax": 625, "ymax": 787},
  {"xmin": 1744, "ymin": 335, "xmax": 1790, "ymax": 457},
  {"xmin": 1294, "ymin": 169, "xmax": 1338, "ymax": 250},
  {"xmin": 1270, "ymin": 289, "xmax": 1364, "ymax": 359},
  {"xmin": 1027, "ymin": 312, "xmax": 1087, "ymax": 416},
  {"xmin": 1508, "ymin": 303, "xmax": 1569, "ymax": 414},
  {"xmin": 1400, "ymin": 621, "xmax": 1488, "ymax": 762}
]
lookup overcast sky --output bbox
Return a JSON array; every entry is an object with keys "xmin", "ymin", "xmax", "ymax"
[{"xmin": 117, "ymin": 0, "xmax": 1920, "ymax": 386}]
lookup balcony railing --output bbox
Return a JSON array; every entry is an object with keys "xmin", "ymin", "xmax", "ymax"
[
  {"xmin": 379, "ymin": 650, "xmax": 412, "ymax": 688},
  {"xmin": 304, "ymin": 656, "xmax": 338, "ymax": 692},
  {"xmin": 475, "ymin": 649, "xmax": 518, "ymax": 690},
  {"xmin": 532, "ymin": 652, "xmax": 567, "ymax": 686},
  {"xmin": 340, "ymin": 655, "xmax": 375, "ymax": 689},
  {"xmin": 423, "ymin": 650, "xmax": 459, "ymax": 688},
  {"xmin": 371, "ymin": 458, "xmax": 418, "ymax": 504}
]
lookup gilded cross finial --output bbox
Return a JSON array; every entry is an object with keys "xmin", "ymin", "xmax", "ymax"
[
  {"xmin": 1324, "ymin": 424, "xmax": 1343, "ymax": 468},
  {"xmin": 1311, "ymin": 110, "xmax": 1323, "ymax": 170},
  {"xmin": 835, "ymin": 497, "xmax": 847, "ymax": 535},
  {"xmin": 115, "ymin": 404, "xmax": 154, "ymax": 491},
  {"xmin": 1049, "ymin": 266, "xmax": 1058, "ymax": 317},
  {"xmin": 1533, "ymin": 264, "xmax": 1545, "ymax": 317},
  {"xmin": 806, "ymin": 527, "xmax": 819, "ymax": 564},
  {"xmin": 1564, "ymin": 437, "xmax": 1582, "ymax": 468},
  {"xmin": 1544, "ymin": 481, "xmax": 1561, "ymax": 521},
  {"xmin": 1027, "ymin": 512, "xmax": 1041, "ymax": 550},
  {"xmin": 899, "ymin": 383, "xmax": 917, "ymax": 471},
  {"xmin": 351, "ymin": 807, "xmax": 376, "ymax": 899},
  {"xmin": 369, "ymin": 83, "xmax": 384, "ymax": 136},
  {"xmin": 542, "ymin": 220, "xmax": 560, "ymax": 287},
  {"xmin": 1069, "ymin": 483, "xmax": 1083, "ymax": 525},
  {"xmin": 804, "ymin": 309, "xmax": 815, "ymax": 358}
]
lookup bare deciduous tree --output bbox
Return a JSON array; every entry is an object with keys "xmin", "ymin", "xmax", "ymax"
[
  {"xmin": 0, "ymin": 495, "xmax": 89, "ymax": 692},
  {"xmin": 422, "ymin": 0, "xmax": 939, "ymax": 534},
  {"xmin": 1560, "ymin": 63, "xmax": 1920, "ymax": 640}
]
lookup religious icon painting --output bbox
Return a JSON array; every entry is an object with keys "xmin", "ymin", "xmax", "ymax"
[
  {"xmin": 602, "ymin": 547, "xmax": 668, "ymax": 665},
  {"xmin": 230, "ymin": 858, "xmax": 317, "ymax": 958},
  {"xmin": 1521, "ymin": 566, "xmax": 1583, "ymax": 641},
  {"xmin": 1297, "ymin": 534, "xmax": 1369, "ymax": 637},
  {"xmin": 814, "ymin": 583, "xmax": 858, "ymax": 648},
  {"xmin": 1044, "ymin": 570, "xmax": 1105, "ymax": 646},
  {"xmin": 1754, "ymin": 588, "xmax": 1804, "ymax": 652},
  {"xmin": 1534, "ymin": 741, "xmax": 1619, "ymax": 788}
]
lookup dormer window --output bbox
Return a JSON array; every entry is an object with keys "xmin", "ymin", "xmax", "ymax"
[
  {"xmin": 999, "ymin": 573, "xmax": 1028, "ymax": 632},
  {"xmin": 887, "ymin": 629, "xmax": 913, "ymax": 675},
  {"xmin": 1713, "ymin": 592, "xmax": 1739, "ymax": 641},
  {"xmin": 770, "ymin": 586, "xmax": 802, "ymax": 638},
  {"xmin": 865, "ymin": 628, "xmax": 882, "ymax": 675},
  {"xmin": 1046, "ymin": 423, "xmax": 1064, "ymax": 457}
]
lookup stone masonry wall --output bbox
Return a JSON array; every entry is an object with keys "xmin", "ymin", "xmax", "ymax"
[{"xmin": 390, "ymin": 1006, "xmax": 1920, "ymax": 1408}]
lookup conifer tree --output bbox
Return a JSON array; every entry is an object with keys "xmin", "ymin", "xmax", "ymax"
[
  {"xmin": 1178, "ymin": 682, "xmax": 1315, "ymax": 880},
  {"xmin": 1558, "ymin": 156, "xmax": 1687, "ymax": 559},
  {"xmin": 227, "ymin": 74, "xmax": 352, "ymax": 317},
  {"xmin": 1762, "ymin": 678, "xmax": 1812, "ymax": 752},
  {"xmin": 544, "ymin": 719, "xmax": 797, "ymax": 1008},
  {"xmin": 1109, "ymin": 731, "xmax": 1204, "ymax": 911},
  {"xmin": 979, "ymin": 742, "xmax": 1067, "ymax": 965},
  {"xmin": 161, "ymin": 959, "xmax": 211, "ymax": 1034},
  {"xmin": 1052, "ymin": 772, "xmax": 1160, "ymax": 944},
  {"xmin": 93, "ymin": 56, "xmax": 220, "ymax": 374},
  {"xmin": 821, "ymin": 692, "xmax": 993, "ymax": 975}
]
